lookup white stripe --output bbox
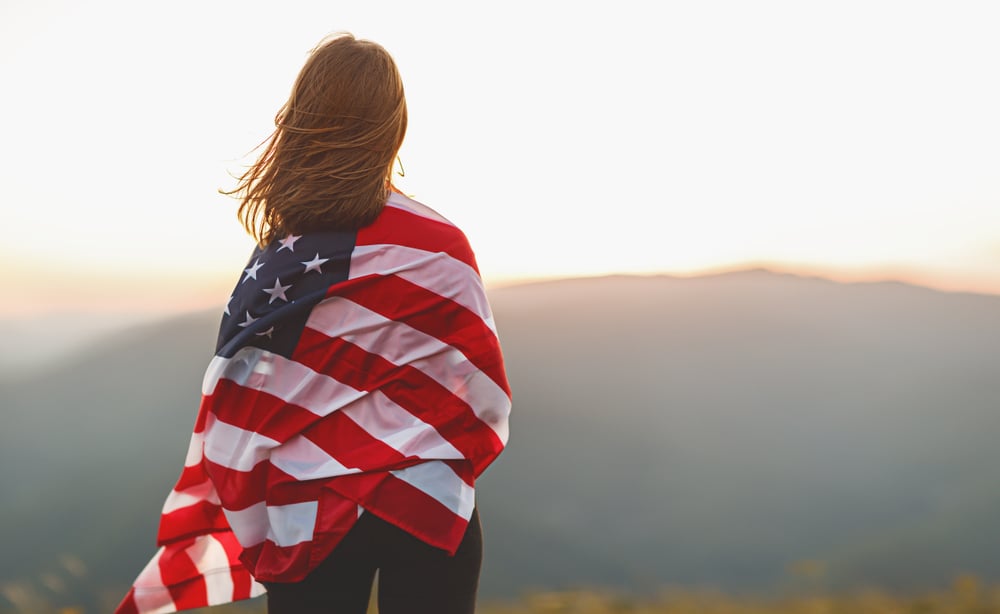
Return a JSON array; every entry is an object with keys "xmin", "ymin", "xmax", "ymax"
[
  {"xmin": 202, "ymin": 352, "xmax": 253, "ymax": 396},
  {"xmin": 202, "ymin": 347, "xmax": 283, "ymax": 396},
  {"xmin": 202, "ymin": 347, "xmax": 368, "ymax": 416},
  {"xmin": 204, "ymin": 414, "xmax": 363, "ymax": 480},
  {"xmin": 203, "ymin": 414, "xmax": 279, "ymax": 472},
  {"xmin": 162, "ymin": 478, "xmax": 220, "ymax": 515},
  {"xmin": 306, "ymin": 297, "xmax": 511, "ymax": 442},
  {"xmin": 270, "ymin": 434, "xmax": 357, "ymax": 479},
  {"xmin": 391, "ymin": 461, "xmax": 475, "ymax": 519},
  {"xmin": 223, "ymin": 501, "xmax": 318, "ymax": 548},
  {"xmin": 224, "ymin": 502, "xmax": 268, "ymax": 546},
  {"xmin": 185, "ymin": 535, "xmax": 234, "ymax": 604},
  {"xmin": 348, "ymin": 243, "xmax": 496, "ymax": 333},
  {"xmin": 131, "ymin": 547, "xmax": 176, "ymax": 614},
  {"xmin": 183, "ymin": 430, "xmax": 204, "ymax": 467},
  {"xmin": 387, "ymin": 191, "xmax": 453, "ymax": 225},
  {"xmin": 204, "ymin": 356, "xmax": 472, "ymax": 480},
  {"xmin": 268, "ymin": 501, "xmax": 319, "ymax": 547},
  {"xmin": 341, "ymin": 392, "xmax": 464, "ymax": 460}
]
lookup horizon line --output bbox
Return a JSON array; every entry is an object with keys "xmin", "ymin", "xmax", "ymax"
[
  {"xmin": 1, "ymin": 263, "xmax": 997, "ymax": 321},
  {"xmin": 483, "ymin": 263, "xmax": 1000, "ymax": 298}
]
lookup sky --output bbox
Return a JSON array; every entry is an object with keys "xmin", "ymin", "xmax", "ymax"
[{"xmin": 2, "ymin": 0, "xmax": 999, "ymax": 330}]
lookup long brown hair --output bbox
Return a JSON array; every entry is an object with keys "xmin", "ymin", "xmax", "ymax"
[{"xmin": 226, "ymin": 33, "xmax": 408, "ymax": 245}]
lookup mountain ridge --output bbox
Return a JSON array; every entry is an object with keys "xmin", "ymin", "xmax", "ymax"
[
  {"xmin": 2, "ymin": 268, "xmax": 999, "ymax": 611},
  {"xmin": 4, "ymin": 266, "xmax": 997, "ymax": 382}
]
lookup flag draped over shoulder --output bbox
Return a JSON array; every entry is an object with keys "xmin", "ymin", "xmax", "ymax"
[{"xmin": 115, "ymin": 192, "xmax": 512, "ymax": 614}]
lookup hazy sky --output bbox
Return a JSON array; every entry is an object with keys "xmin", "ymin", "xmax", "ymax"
[{"xmin": 2, "ymin": 0, "xmax": 999, "ymax": 321}]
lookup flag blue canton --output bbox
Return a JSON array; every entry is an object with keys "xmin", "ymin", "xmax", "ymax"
[{"xmin": 216, "ymin": 230, "xmax": 356, "ymax": 359}]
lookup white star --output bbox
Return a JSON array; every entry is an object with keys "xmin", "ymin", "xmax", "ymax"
[
  {"xmin": 256, "ymin": 326, "xmax": 275, "ymax": 339},
  {"xmin": 301, "ymin": 253, "xmax": 329, "ymax": 274},
  {"xmin": 262, "ymin": 277, "xmax": 292, "ymax": 304},
  {"xmin": 237, "ymin": 311, "xmax": 258, "ymax": 328},
  {"xmin": 277, "ymin": 234, "xmax": 302, "ymax": 253},
  {"xmin": 242, "ymin": 258, "xmax": 265, "ymax": 284},
  {"xmin": 224, "ymin": 295, "xmax": 234, "ymax": 316}
]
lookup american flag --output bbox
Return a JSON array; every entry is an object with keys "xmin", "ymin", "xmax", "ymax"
[{"xmin": 115, "ymin": 192, "xmax": 511, "ymax": 614}]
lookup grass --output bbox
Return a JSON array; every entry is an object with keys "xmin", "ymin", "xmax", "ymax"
[{"xmin": 4, "ymin": 576, "xmax": 999, "ymax": 613}]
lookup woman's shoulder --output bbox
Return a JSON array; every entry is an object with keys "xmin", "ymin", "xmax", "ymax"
[
  {"xmin": 386, "ymin": 191, "xmax": 456, "ymax": 227},
  {"xmin": 365, "ymin": 191, "xmax": 478, "ymax": 269}
]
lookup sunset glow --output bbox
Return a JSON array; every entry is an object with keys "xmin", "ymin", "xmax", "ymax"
[{"xmin": 2, "ymin": 0, "xmax": 998, "ymax": 321}]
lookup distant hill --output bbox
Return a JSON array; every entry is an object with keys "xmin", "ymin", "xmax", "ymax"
[{"xmin": 2, "ymin": 269, "xmax": 1000, "ymax": 611}]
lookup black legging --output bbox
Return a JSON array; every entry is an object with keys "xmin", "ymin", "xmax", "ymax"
[{"xmin": 263, "ymin": 509, "xmax": 482, "ymax": 614}]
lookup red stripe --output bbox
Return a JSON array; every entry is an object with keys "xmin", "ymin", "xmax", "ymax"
[
  {"xmin": 444, "ymin": 459, "xmax": 475, "ymax": 484},
  {"xmin": 294, "ymin": 330, "xmax": 504, "ymax": 475},
  {"xmin": 203, "ymin": 457, "xmax": 271, "ymax": 510},
  {"xmin": 113, "ymin": 589, "xmax": 138, "ymax": 614},
  {"xmin": 203, "ymin": 457, "xmax": 329, "ymax": 508},
  {"xmin": 159, "ymin": 539, "xmax": 209, "ymax": 611},
  {"xmin": 262, "ymin": 467, "xmax": 330, "ymax": 507},
  {"xmin": 192, "ymin": 399, "xmax": 211, "ymax": 433},
  {"xmin": 240, "ymin": 540, "xmax": 311, "ymax": 582},
  {"xmin": 172, "ymin": 462, "xmax": 209, "ymax": 493},
  {"xmin": 302, "ymin": 410, "xmax": 410, "ymax": 470},
  {"xmin": 328, "ymin": 471, "xmax": 468, "ymax": 554},
  {"xmin": 230, "ymin": 564, "xmax": 253, "ymax": 601},
  {"xmin": 325, "ymin": 274, "xmax": 510, "ymax": 395},
  {"xmin": 208, "ymin": 380, "xmax": 323, "ymax": 444},
  {"xmin": 216, "ymin": 532, "xmax": 255, "ymax": 600},
  {"xmin": 239, "ymin": 489, "xmax": 363, "ymax": 582},
  {"xmin": 357, "ymin": 205, "xmax": 479, "ymax": 271},
  {"xmin": 158, "ymin": 500, "xmax": 229, "ymax": 544},
  {"xmin": 231, "ymin": 568, "xmax": 257, "ymax": 603}
]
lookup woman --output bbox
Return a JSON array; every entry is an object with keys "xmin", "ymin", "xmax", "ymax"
[{"xmin": 116, "ymin": 33, "xmax": 511, "ymax": 614}]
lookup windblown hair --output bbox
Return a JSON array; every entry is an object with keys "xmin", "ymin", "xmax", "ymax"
[{"xmin": 227, "ymin": 33, "xmax": 408, "ymax": 245}]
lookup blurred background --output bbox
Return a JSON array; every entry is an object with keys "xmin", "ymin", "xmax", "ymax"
[{"xmin": 1, "ymin": 1, "xmax": 999, "ymax": 612}]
